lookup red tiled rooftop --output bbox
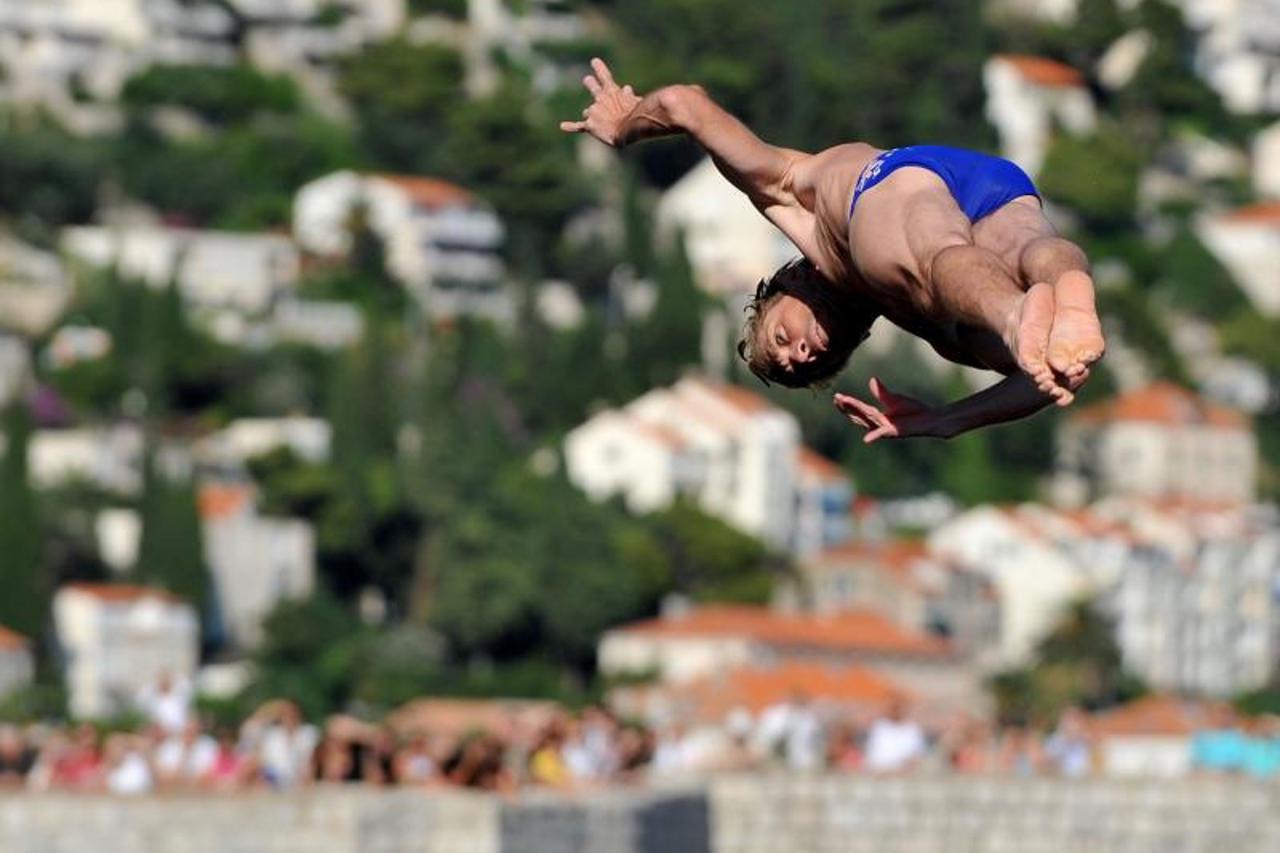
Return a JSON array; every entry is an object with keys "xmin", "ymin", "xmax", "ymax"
[
  {"xmin": 613, "ymin": 605, "xmax": 951, "ymax": 658},
  {"xmin": 685, "ymin": 662, "xmax": 904, "ymax": 718},
  {"xmin": 61, "ymin": 583, "xmax": 185, "ymax": 605},
  {"xmin": 1071, "ymin": 382, "xmax": 1247, "ymax": 429},
  {"xmin": 0, "ymin": 626, "xmax": 29, "ymax": 651},
  {"xmin": 1087, "ymin": 694, "xmax": 1228, "ymax": 738},
  {"xmin": 372, "ymin": 174, "xmax": 476, "ymax": 209},
  {"xmin": 707, "ymin": 382, "xmax": 772, "ymax": 415},
  {"xmin": 1218, "ymin": 201, "xmax": 1280, "ymax": 225},
  {"xmin": 796, "ymin": 446, "xmax": 848, "ymax": 484},
  {"xmin": 994, "ymin": 54, "xmax": 1086, "ymax": 88},
  {"xmin": 198, "ymin": 483, "xmax": 253, "ymax": 520}
]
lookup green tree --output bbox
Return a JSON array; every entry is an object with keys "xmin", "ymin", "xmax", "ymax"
[
  {"xmin": 121, "ymin": 63, "xmax": 301, "ymax": 125},
  {"xmin": 132, "ymin": 445, "xmax": 213, "ymax": 627},
  {"xmin": 991, "ymin": 598, "xmax": 1146, "ymax": 725},
  {"xmin": 243, "ymin": 593, "xmax": 365, "ymax": 719},
  {"xmin": 0, "ymin": 403, "xmax": 46, "ymax": 640},
  {"xmin": 1038, "ymin": 128, "xmax": 1142, "ymax": 233},
  {"xmin": 339, "ymin": 40, "xmax": 464, "ymax": 173}
]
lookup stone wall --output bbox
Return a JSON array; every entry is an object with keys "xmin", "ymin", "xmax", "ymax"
[
  {"xmin": 709, "ymin": 774, "xmax": 1280, "ymax": 853},
  {"xmin": 1, "ymin": 776, "xmax": 1277, "ymax": 853}
]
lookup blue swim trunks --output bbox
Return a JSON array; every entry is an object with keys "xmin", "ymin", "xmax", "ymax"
[{"xmin": 850, "ymin": 145, "xmax": 1039, "ymax": 222}]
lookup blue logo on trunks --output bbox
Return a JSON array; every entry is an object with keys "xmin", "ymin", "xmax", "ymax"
[{"xmin": 856, "ymin": 149, "xmax": 897, "ymax": 195}]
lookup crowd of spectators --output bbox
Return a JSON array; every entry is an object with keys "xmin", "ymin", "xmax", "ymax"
[{"xmin": 1, "ymin": 678, "xmax": 1279, "ymax": 795}]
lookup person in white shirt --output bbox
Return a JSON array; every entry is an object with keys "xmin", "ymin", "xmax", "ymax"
[
  {"xmin": 863, "ymin": 698, "xmax": 927, "ymax": 773},
  {"xmin": 154, "ymin": 719, "xmax": 219, "ymax": 788},
  {"xmin": 104, "ymin": 734, "xmax": 153, "ymax": 796},
  {"xmin": 240, "ymin": 700, "xmax": 319, "ymax": 789},
  {"xmin": 136, "ymin": 671, "xmax": 193, "ymax": 736}
]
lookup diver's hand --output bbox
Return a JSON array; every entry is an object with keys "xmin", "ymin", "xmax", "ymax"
[
  {"xmin": 559, "ymin": 58, "xmax": 642, "ymax": 147},
  {"xmin": 834, "ymin": 378, "xmax": 937, "ymax": 443}
]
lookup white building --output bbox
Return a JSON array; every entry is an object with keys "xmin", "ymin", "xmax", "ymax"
[
  {"xmin": 0, "ymin": 1, "xmax": 236, "ymax": 119},
  {"xmin": 0, "ymin": 626, "xmax": 34, "ymax": 699},
  {"xmin": 29, "ymin": 424, "xmax": 145, "ymax": 494},
  {"xmin": 655, "ymin": 158, "xmax": 797, "ymax": 296},
  {"xmin": 795, "ymin": 539, "xmax": 1000, "ymax": 666},
  {"xmin": 1099, "ymin": 500, "xmax": 1280, "ymax": 696},
  {"xmin": 1196, "ymin": 201, "xmax": 1280, "ymax": 317},
  {"xmin": 198, "ymin": 483, "xmax": 314, "ymax": 650},
  {"xmin": 934, "ymin": 494, "xmax": 1280, "ymax": 696},
  {"xmin": 990, "ymin": 0, "xmax": 1280, "ymax": 113},
  {"xmin": 984, "ymin": 54, "xmax": 1097, "ymax": 177},
  {"xmin": 54, "ymin": 583, "xmax": 199, "ymax": 720},
  {"xmin": 269, "ymin": 298, "xmax": 364, "ymax": 350},
  {"xmin": 1054, "ymin": 382, "xmax": 1256, "ymax": 506},
  {"xmin": 598, "ymin": 604, "xmax": 979, "ymax": 713},
  {"xmin": 0, "ymin": 335, "xmax": 32, "ymax": 408},
  {"xmin": 928, "ymin": 504, "xmax": 1110, "ymax": 666},
  {"xmin": 0, "ymin": 235, "xmax": 74, "ymax": 339},
  {"xmin": 195, "ymin": 416, "xmax": 332, "ymax": 468},
  {"xmin": 564, "ymin": 377, "xmax": 844, "ymax": 551},
  {"xmin": 1256, "ymin": 121, "xmax": 1280, "ymax": 199},
  {"xmin": 292, "ymin": 170, "xmax": 508, "ymax": 322},
  {"xmin": 62, "ymin": 225, "xmax": 300, "ymax": 315}
]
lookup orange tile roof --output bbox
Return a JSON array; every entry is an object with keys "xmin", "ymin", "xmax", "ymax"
[
  {"xmin": 61, "ymin": 583, "xmax": 185, "ymax": 605},
  {"xmin": 683, "ymin": 662, "xmax": 904, "ymax": 719},
  {"xmin": 0, "ymin": 626, "xmax": 29, "ymax": 651},
  {"xmin": 197, "ymin": 483, "xmax": 254, "ymax": 520},
  {"xmin": 684, "ymin": 378, "xmax": 772, "ymax": 415},
  {"xmin": 372, "ymin": 174, "xmax": 475, "ymax": 210},
  {"xmin": 995, "ymin": 54, "xmax": 1086, "ymax": 88},
  {"xmin": 631, "ymin": 419, "xmax": 687, "ymax": 451},
  {"xmin": 1086, "ymin": 694, "xmax": 1228, "ymax": 738},
  {"xmin": 1071, "ymin": 381, "xmax": 1248, "ymax": 429},
  {"xmin": 796, "ymin": 446, "xmax": 847, "ymax": 484},
  {"xmin": 615, "ymin": 605, "xmax": 951, "ymax": 658},
  {"xmin": 1218, "ymin": 201, "xmax": 1280, "ymax": 224}
]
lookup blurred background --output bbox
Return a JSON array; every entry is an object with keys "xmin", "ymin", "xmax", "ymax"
[{"xmin": 0, "ymin": 0, "xmax": 1279, "ymax": 840}]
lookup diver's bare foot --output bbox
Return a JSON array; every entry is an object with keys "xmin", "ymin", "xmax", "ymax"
[
  {"xmin": 1010, "ymin": 282, "xmax": 1067, "ymax": 403},
  {"xmin": 1047, "ymin": 270, "xmax": 1105, "ymax": 381}
]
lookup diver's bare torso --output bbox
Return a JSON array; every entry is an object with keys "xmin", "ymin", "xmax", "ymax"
[{"xmin": 788, "ymin": 144, "xmax": 1014, "ymax": 373}]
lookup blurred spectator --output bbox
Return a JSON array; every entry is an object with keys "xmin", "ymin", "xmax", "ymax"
[
  {"xmin": 0, "ymin": 725, "xmax": 35, "ymax": 789},
  {"xmin": 1044, "ymin": 708, "xmax": 1092, "ymax": 778},
  {"xmin": 863, "ymin": 698, "xmax": 926, "ymax": 774},
  {"xmin": 136, "ymin": 672, "xmax": 193, "ymax": 736},
  {"xmin": 756, "ymin": 691, "xmax": 826, "ymax": 771},
  {"xmin": 444, "ymin": 734, "xmax": 513, "ymax": 792},
  {"xmin": 155, "ymin": 719, "xmax": 218, "ymax": 788},
  {"xmin": 995, "ymin": 726, "xmax": 1044, "ymax": 776},
  {"xmin": 103, "ymin": 733, "xmax": 153, "ymax": 795},
  {"xmin": 392, "ymin": 732, "xmax": 440, "ymax": 786},
  {"xmin": 946, "ymin": 719, "xmax": 995, "ymax": 774},
  {"xmin": 241, "ymin": 700, "xmax": 318, "ymax": 789},
  {"xmin": 826, "ymin": 720, "xmax": 863, "ymax": 772},
  {"xmin": 650, "ymin": 722, "xmax": 699, "ymax": 777},
  {"xmin": 1240, "ymin": 716, "xmax": 1280, "ymax": 780},
  {"xmin": 205, "ymin": 727, "xmax": 254, "ymax": 790},
  {"xmin": 528, "ymin": 721, "xmax": 571, "ymax": 787},
  {"xmin": 1191, "ymin": 706, "xmax": 1246, "ymax": 774}
]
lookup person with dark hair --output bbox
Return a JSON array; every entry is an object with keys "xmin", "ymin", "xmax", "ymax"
[{"xmin": 563, "ymin": 60, "xmax": 1105, "ymax": 441}]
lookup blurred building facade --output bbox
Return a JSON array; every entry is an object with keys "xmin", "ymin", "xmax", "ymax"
[
  {"xmin": 0, "ymin": 626, "xmax": 34, "ymax": 699},
  {"xmin": 54, "ymin": 583, "xmax": 198, "ymax": 720},
  {"xmin": 292, "ymin": 170, "xmax": 509, "ymax": 323},
  {"xmin": 1054, "ymin": 382, "xmax": 1256, "ymax": 505},
  {"xmin": 983, "ymin": 53, "xmax": 1096, "ymax": 177},
  {"xmin": 565, "ymin": 377, "xmax": 851, "ymax": 553}
]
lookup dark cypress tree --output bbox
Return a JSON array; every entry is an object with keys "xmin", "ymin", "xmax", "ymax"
[
  {"xmin": 0, "ymin": 402, "xmax": 45, "ymax": 640},
  {"xmin": 132, "ymin": 443, "xmax": 212, "ymax": 623}
]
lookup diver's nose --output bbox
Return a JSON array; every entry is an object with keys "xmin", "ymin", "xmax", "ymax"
[{"xmin": 796, "ymin": 339, "xmax": 810, "ymax": 361}]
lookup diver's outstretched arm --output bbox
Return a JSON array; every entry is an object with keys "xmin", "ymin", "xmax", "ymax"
[
  {"xmin": 834, "ymin": 374, "xmax": 1061, "ymax": 442},
  {"xmin": 561, "ymin": 59, "xmax": 813, "ymax": 231}
]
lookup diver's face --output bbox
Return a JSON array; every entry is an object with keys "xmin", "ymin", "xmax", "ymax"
[{"xmin": 762, "ymin": 294, "xmax": 830, "ymax": 377}]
